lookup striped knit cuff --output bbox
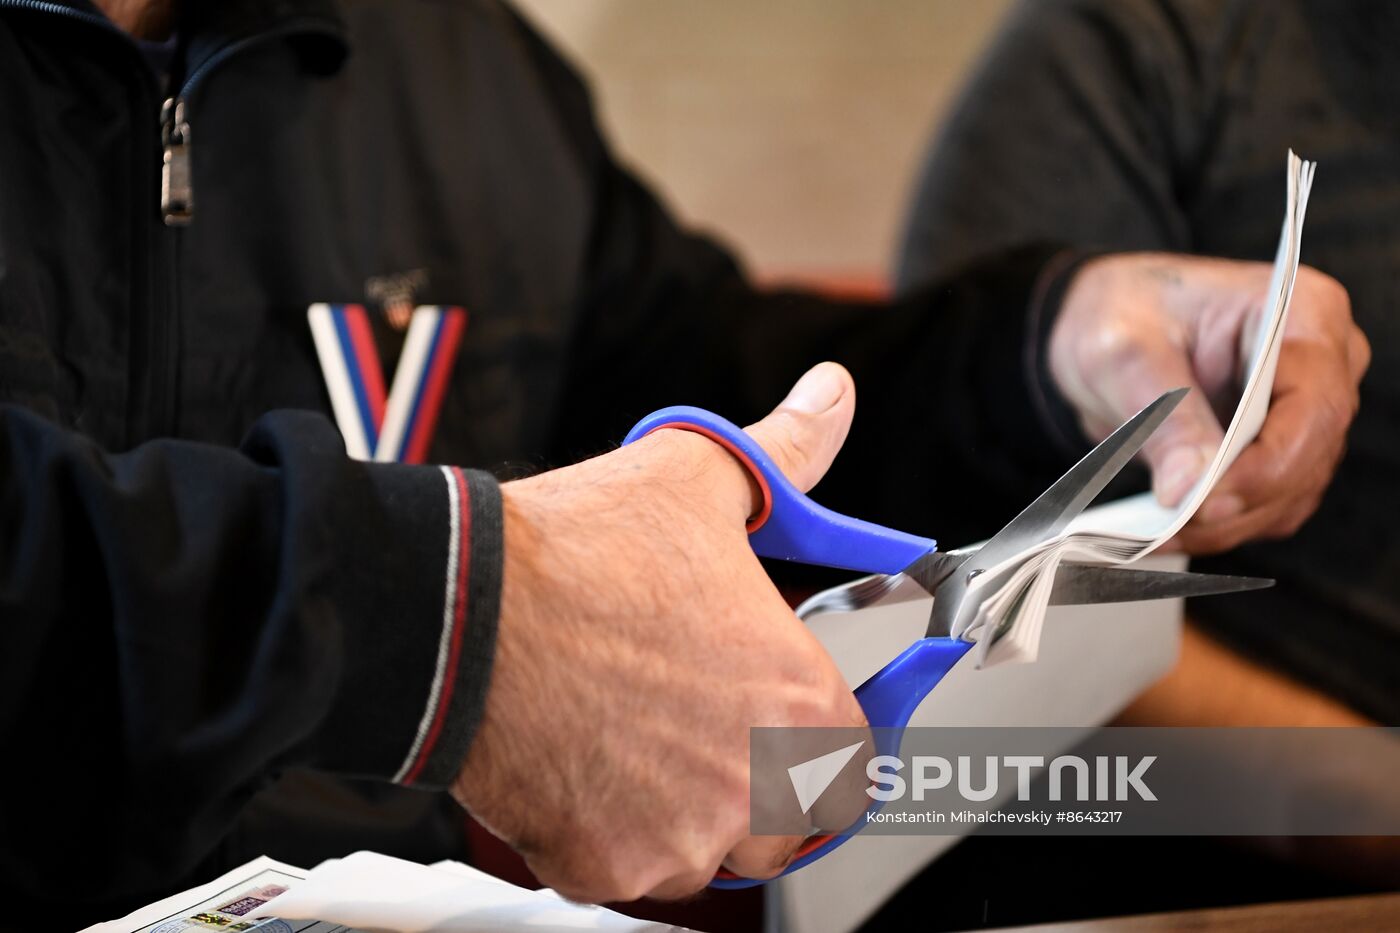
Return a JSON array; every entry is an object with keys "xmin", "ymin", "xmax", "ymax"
[
  {"xmin": 391, "ymin": 467, "xmax": 502, "ymax": 787},
  {"xmin": 313, "ymin": 461, "xmax": 502, "ymax": 789}
]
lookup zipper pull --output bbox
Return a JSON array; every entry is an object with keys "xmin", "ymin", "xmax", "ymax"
[{"xmin": 160, "ymin": 97, "xmax": 193, "ymax": 226}]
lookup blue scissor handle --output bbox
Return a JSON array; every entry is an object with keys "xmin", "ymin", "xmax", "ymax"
[
  {"xmin": 622, "ymin": 406, "xmax": 935, "ymax": 574},
  {"xmin": 709, "ymin": 637, "xmax": 973, "ymax": 889},
  {"xmin": 622, "ymin": 406, "xmax": 967, "ymax": 889}
]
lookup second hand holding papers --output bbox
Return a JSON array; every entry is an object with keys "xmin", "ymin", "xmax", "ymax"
[{"xmin": 969, "ymin": 151, "xmax": 1316, "ymax": 667}]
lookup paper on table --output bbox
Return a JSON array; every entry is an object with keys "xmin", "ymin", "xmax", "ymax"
[
  {"xmin": 86, "ymin": 851, "xmax": 695, "ymax": 933},
  {"xmin": 79, "ymin": 855, "xmax": 317, "ymax": 933},
  {"xmin": 962, "ymin": 151, "xmax": 1316, "ymax": 667},
  {"xmin": 250, "ymin": 850, "xmax": 691, "ymax": 933}
]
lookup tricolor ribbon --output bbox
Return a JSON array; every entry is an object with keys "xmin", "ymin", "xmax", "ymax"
[{"xmin": 308, "ymin": 303, "xmax": 468, "ymax": 463}]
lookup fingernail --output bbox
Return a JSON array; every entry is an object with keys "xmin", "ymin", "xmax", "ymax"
[
  {"xmin": 1199, "ymin": 493, "xmax": 1245, "ymax": 523},
  {"xmin": 782, "ymin": 364, "xmax": 846, "ymax": 415},
  {"xmin": 1153, "ymin": 446, "xmax": 1208, "ymax": 507}
]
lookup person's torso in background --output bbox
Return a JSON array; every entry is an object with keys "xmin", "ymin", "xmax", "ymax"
[{"xmin": 897, "ymin": 0, "xmax": 1400, "ymax": 721}]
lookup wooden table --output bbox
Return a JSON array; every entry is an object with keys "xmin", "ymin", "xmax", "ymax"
[{"xmin": 987, "ymin": 892, "xmax": 1400, "ymax": 931}]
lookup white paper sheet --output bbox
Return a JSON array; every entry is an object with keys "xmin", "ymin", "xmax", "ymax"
[
  {"xmin": 85, "ymin": 851, "xmax": 696, "ymax": 933},
  {"xmin": 249, "ymin": 851, "xmax": 690, "ymax": 933},
  {"xmin": 80, "ymin": 856, "xmax": 319, "ymax": 933}
]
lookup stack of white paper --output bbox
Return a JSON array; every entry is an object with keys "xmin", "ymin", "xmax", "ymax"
[
  {"xmin": 84, "ymin": 851, "xmax": 693, "ymax": 933},
  {"xmin": 248, "ymin": 851, "xmax": 687, "ymax": 932},
  {"xmin": 965, "ymin": 151, "xmax": 1316, "ymax": 668}
]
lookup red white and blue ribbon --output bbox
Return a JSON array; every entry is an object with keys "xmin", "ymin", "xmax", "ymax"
[{"xmin": 308, "ymin": 303, "xmax": 467, "ymax": 463}]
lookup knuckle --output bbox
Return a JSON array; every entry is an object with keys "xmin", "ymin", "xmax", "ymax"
[
  {"xmin": 546, "ymin": 852, "xmax": 643, "ymax": 904},
  {"xmin": 773, "ymin": 675, "xmax": 853, "ymax": 729},
  {"xmin": 768, "ymin": 681, "xmax": 829, "ymax": 727},
  {"xmin": 1081, "ymin": 319, "xmax": 1152, "ymax": 371},
  {"xmin": 602, "ymin": 861, "xmax": 661, "ymax": 904},
  {"xmin": 762, "ymin": 838, "xmax": 804, "ymax": 876},
  {"xmin": 680, "ymin": 844, "xmax": 724, "ymax": 884},
  {"xmin": 1350, "ymin": 328, "xmax": 1373, "ymax": 374},
  {"xmin": 527, "ymin": 859, "xmax": 588, "ymax": 902},
  {"xmin": 613, "ymin": 876, "xmax": 658, "ymax": 904},
  {"xmin": 1329, "ymin": 436, "xmax": 1350, "ymax": 472},
  {"xmin": 716, "ymin": 763, "xmax": 751, "ymax": 823},
  {"xmin": 1268, "ymin": 508, "xmax": 1312, "ymax": 540},
  {"xmin": 1300, "ymin": 266, "xmax": 1352, "ymax": 314},
  {"xmin": 681, "ymin": 869, "xmax": 718, "ymax": 894},
  {"xmin": 649, "ymin": 841, "xmax": 727, "ymax": 900},
  {"xmin": 651, "ymin": 870, "xmax": 714, "ymax": 901},
  {"xmin": 729, "ymin": 838, "xmax": 800, "ymax": 881},
  {"xmin": 1250, "ymin": 451, "xmax": 1291, "ymax": 491},
  {"xmin": 1316, "ymin": 384, "xmax": 1356, "ymax": 428},
  {"xmin": 1291, "ymin": 496, "xmax": 1325, "ymax": 534}
]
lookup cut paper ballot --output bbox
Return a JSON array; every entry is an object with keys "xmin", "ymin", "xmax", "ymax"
[
  {"xmin": 250, "ymin": 850, "xmax": 691, "ymax": 932},
  {"xmin": 964, "ymin": 150, "xmax": 1316, "ymax": 668}
]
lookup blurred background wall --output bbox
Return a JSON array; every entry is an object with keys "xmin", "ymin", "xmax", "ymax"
[{"xmin": 512, "ymin": 0, "xmax": 1015, "ymax": 283}]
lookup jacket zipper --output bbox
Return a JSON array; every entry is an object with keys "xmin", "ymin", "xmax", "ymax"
[
  {"xmin": 157, "ymin": 22, "xmax": 337, "ymax": 227},
  {"xmin": 1, "ymin": 4, "xmax": 334, "ymax": 228},
  {"xmin": 160, "ymin": 97, "xmax": 192, "ymax": 225},
  {"xmin": 144, "ymin": 22, "xmax": 341, "ymax": 438},
  {"xmin": 2, "ymin": 3, "xmax": 340, "ymax": 438}
]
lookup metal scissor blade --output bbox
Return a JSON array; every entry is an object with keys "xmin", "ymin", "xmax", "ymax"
[
  {"xmin": 1048, "ymin": 564, "xmax": 1273, "ymax": 605},
  {"xmin": 794, "ymin": 563, "xmax": 1272, "ymax": 624},
  {"xmin": 795, "ymin": 550, "xmax": 968, "ymax": 623},
  {"xmin": 930, "ymin": 388, "xmax": 1187, "ymax": 637},
  {"xmin": 977, "ymin": 388, "xmax": 1188, "ymax": 562}
]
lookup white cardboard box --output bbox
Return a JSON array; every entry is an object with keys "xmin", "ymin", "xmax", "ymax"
[{"xmin": 772, "ymin": 553, "xmax": 1185, "ymax": 933}]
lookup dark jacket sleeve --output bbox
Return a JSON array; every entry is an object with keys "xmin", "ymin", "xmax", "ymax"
[
  {"xmin": 501, "ymin": 7, "xmax": 1092, "ymax": 550},
  {"xmin": 0, "ymin": 406, "xmax": 501, "ymax": 900}
]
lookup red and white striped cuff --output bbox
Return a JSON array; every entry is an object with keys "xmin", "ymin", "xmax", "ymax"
[{"xmin": 392, "ymin": 465, "xmax": 474, "ymax": 784}]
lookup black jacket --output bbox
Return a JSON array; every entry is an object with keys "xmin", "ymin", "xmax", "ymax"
[{"xmin": 0, "ymin": 0, "xmax": 1083, "ymax": 922}]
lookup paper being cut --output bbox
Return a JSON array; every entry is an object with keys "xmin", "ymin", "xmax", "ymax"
[{"xmin": 966, "ymin": 151, "xmax": 1316, "ymax": 667}]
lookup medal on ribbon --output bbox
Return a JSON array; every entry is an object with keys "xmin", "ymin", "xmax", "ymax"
[{"xmin": 307, "ymin": 302, "xmax": 467, "ymax": 463}]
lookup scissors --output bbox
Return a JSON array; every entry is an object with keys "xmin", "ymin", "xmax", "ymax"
[{"xmin": 622, "ymin": 388, "xmax": 1271, "ymax": 888}]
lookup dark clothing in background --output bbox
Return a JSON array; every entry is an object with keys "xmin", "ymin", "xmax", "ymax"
[
  {"xmin": 0, "ymin": 0, "xmax": 1085, "ymax": 924},
  {"xmin": 900, "ymin": 0, "xmax": 1400, "ymax": 723}
]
